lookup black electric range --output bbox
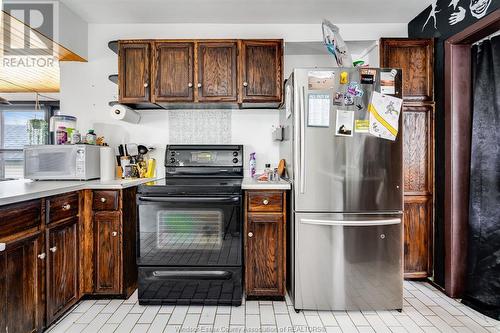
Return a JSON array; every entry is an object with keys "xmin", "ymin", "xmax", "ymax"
[{"xmin": 136, "ymin": 145, "xmax": 244, "ymax": 306}]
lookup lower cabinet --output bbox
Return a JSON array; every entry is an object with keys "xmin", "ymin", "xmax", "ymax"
[
  {"xmin": 244, "ymin": 190, "xmax": 286, "ymax": 298},
  {"xmin": 94, "ymin": 211, "xmax": 121, "ymax": 294},
  {"xmin": 46, "ymin": 217, "xmax": 79, "ymax": 324},
  {"xmin": 0, "ymin": 232, "xmax": 44, "ymax": 333}
]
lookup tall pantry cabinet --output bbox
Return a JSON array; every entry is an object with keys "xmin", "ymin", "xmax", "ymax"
[{"xmin": 380, "ymin": 38, "xmax": 435, "ymax": 279}]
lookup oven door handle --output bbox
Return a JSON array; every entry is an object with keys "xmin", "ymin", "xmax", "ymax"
[{"xmin": 138, "ymin": 196, "xmax": 240, "ymax": 203}]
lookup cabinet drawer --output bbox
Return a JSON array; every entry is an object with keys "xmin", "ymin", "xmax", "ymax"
[
  {"xmin": 47, "ymin": 192, "xmax": 79, "ymax": 224},
  {"xmin": 93, "ymin": 190, "xmax": 120, "ymax": 211},
  {"xmin": 0, "ymin": 199, "xmax": 42, "ymax": 239},
  {"xmin": 247, "ymin": 191, "xmax": 283, "ymax": 212}
]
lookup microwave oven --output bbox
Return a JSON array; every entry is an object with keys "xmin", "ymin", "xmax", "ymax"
[{"xmin": 24, "ymin": 145, "xmax": 101, "ymax": 180}]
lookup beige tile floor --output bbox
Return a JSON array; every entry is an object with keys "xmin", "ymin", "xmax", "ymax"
[{"xmin": 47, "ymin": 281, "xmax": 500, "ymax": 333}]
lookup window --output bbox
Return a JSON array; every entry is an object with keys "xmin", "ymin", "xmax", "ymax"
[{"xmin": 0, "ymin": 102, "xmax": 58, "ymax": 179}]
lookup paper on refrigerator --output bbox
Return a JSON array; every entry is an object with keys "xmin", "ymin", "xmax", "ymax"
[{"xmin": 368, "ymin": 91, "xmax": 403, "ymax": 141}]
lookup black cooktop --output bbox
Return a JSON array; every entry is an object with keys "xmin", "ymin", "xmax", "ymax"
[{"xmin": 137, "ymin": 177, "xmax": 242, "ymax": 195}]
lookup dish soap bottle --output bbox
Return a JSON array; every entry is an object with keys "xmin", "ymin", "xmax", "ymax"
[{"xmin": 249, "ymin": 153, "xmax": 256, "ymax": 178}]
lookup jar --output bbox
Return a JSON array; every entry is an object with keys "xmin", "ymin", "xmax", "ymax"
[
  {"xmin": 86, "ymin": 129, "xmax": 97, "ymax": 145},
  {"xmin": 56, "ymin": 126, "xmax": 67, "ymax": 145},
  {"xmin": 72, "ymin": 130, "xmax": 81, "ymax": 144}
]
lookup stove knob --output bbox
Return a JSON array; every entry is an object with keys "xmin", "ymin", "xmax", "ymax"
[
  {"xmin": 233, "ymin": 151, "xmax": 238, "ymax": 157},
  {"xmin": 170, "ymin": 158, "xmax": 176, "ymax": 163},
  {"xmin": 232, "ymin": 158, "xmax": 238, "ymax": 163}
]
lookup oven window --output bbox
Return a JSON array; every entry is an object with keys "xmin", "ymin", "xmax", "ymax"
[{"xmin": 157, "ymin": 210, "xmax": 223, "ymax": 250}]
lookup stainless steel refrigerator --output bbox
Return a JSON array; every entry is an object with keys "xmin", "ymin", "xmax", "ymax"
[{"xmin": 279, "ymin": 67, "xmax": 404, "ymax": 311}]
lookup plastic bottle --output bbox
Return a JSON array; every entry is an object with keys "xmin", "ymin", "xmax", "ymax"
[
  {"xmin": 249, "ymin": 153, "xmax": 256, "ymax": 178},
  {"xmin": 264, "ymin": 164, "xmax": 272, "ymax": 179},
  {"xmin": 72, "ymin": 130, "xmax": 81, "ymax": 144}
]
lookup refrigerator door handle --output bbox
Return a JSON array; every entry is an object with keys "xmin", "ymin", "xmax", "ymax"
[
  {"xmin": 301, "ymin": 218, "xmax": 401, "ymax": 227},
  {"xmin": 300, "ymin": 86, "xmax": 306, "ymax": 194}
]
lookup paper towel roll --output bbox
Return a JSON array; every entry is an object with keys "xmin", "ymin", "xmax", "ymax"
[
  {"xmin": 100, "ymin": 146, "xmax": 116, "ymax": 181},
  {"xmin": 110, "ymin": 104, "xmax": 141, "ymax": 124}
]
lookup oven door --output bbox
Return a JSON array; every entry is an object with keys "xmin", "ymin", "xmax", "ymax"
[{"xmin": 137, "ymin": 195, "xmax": 242, "ymax": 267}]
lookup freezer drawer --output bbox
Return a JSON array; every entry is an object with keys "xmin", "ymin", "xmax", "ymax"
[{"xmin": 294, "ymin": 212, "xmax": 403, "ymax": 310}]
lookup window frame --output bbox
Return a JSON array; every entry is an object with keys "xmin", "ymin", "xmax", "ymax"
[{"xmin": 0, "ymin": 101, "xmax": 59, "ymax": 178}]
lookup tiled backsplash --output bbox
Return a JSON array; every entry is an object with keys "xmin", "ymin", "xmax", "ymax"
[{"xmin": 168, "ymin": 110, "xmax": 231, "ymax": 144}]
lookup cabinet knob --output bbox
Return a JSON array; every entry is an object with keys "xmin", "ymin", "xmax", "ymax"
[
  {"xmin": 188, "ymin": 82, "xmax": 193, "ymax": 88},
  {"xmin": 100, "ymin": 197, "xmax": 107, "ymax": 203},
  {"xmin": 49, "ymin": 246, "xmax": 57, "ymax": 253},
  {"xmin": 243, "ymin": 82, "xmax": 248, "ymax": 87},
  {"xmin": 262, "ymin": 199, "xmax": 269, "ymax": 205},
  {"xmin": 62, "ymin": 203, "xmax": 71, "ymax": 210},
  {"xmin": 197, "ymin": 83, "xmax": 202, "ymax": 88},
  {"xmin": 144, "ymin": 82, "xmax": 149, "ymax": 88},
  {"xmin": 38, "ymin": 253, "xmax": 46, "ymax": 260},
  {"xmin": 248, "ymin": 232, "xmax": 253, "ymax": 238},
  {"xmin": 112, "ymin": 231, "xmax": 118, "ymax": 237},
  {"xmin": 0, "ymin": 243, "xmax": 5, "ymax": 252}
]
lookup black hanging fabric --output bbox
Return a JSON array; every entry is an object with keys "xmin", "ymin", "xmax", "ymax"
[{"xmin": 462, "ymin": 36, "xmax": 500, "ymax": 320}]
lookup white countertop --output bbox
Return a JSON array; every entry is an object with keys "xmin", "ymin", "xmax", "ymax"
[
  {"xmin": 242, "ymin": 177, "xmax": 291, "ymax": 190},
  {"xmin": 0, "ymin": 178, "xmax": 156, "ymax": 206}
]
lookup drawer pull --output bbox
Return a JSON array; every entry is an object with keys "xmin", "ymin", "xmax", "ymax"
[
  {"xmin": 262, "ymin": 199, "xmax": 269, "ymax": 205},
  {"xmin": 49, "ymin": 246, "xmax": 57, "ymax": 253},
  {"xmin": 248, "ymin": 232, "xmax": 253, "ymax": 238},
  {"xmin": 62, "ymin": 203, "xmax": 71, "ymax": 210},
  {"xmin": 0, "ymin": 243, "xmax": 5, "ymax": 252},
  {"xmin": 112, "ymin": 231, "xmax": 118, "ymax": 237},
  {"xmin": 38, "ymin": 253, "xmax": 46, "ymax": 260},
  {"xmin": 243, "ymin": 82, "xmax": 248, "ymax": 87},
  {"xmin": 100, "ymin": 197, "xmax": 107, "ymax": 203}
]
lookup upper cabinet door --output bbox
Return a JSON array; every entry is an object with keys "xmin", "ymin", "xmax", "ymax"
[
  {"xmin": 152, "ymin": 42, "xmax": 194, "ymax": 103},
  {"xmin": 197, "ymin": 41, "xmax": 238, "ymax": 102},
  {"xmin": 379, "ymin": 38, "xmax": 434, "ymax": 102},
  {"xmin": 118, "ymin": 42, "xmax": 151, "ymax": 103},
  {"xmin": 240, "ymin": 40, "xmax": 283, "ymax": 103}
]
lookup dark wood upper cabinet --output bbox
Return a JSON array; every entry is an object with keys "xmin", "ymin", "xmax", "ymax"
[
  {"xmin": 94, "ymin": 211, "xmax": 121, "ymax": 294},
  {"xmin": 380, "ymin": 38, "xmax": 434, "ymax": 102},
  {"xmin": 240, "ymin": 40, "xmax": 283, "ymax": 103},
  {"xmin": 46, "ymin": 218, "xmax": 79, "ymax": 324},
  {"xmin": 119, "ymin": 42, "xmax": 151, "ymax": 103},
  {"xmin": 152, "ymin": 42, "xmax": 194, "ymax": 103},
  {"xmin": 0, "ymin": 232, "xmax": 44, "ymax": 333},
  {"xmin": 197, "ymin": 41, "xmax": 238, "ymax": 102}
]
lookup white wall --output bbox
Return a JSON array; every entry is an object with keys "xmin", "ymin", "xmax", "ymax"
[{"xmin": 60, "ymin": 22, "xmax": 406, "ymax": 176}]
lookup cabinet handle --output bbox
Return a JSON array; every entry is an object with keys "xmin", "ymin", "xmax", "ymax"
[
  {"xmin": 0, "ymin": 243, "xmax": 5, "ymax": 252},
  {"xmin": 248, "ymin": 232, "xmax": 253, "ymax": 238},
  {"xmin": 62, "ymin": 203, "xmax": 71, "ymax": 210},
  {"xmin": 144, "ymin": 82, "xmax": 149, "ymax": 88},
  {"xmin": 38, "ymin": 253, "xmax": 46, "ymax": 260},
  {"xmin": 243, "ymin": 82, "xmax": 248, "ymax": 87},
  {"xmin": 112, "ymin": 231, "xmax": 118, "ymax": 237},
  {"xmin": 100, "ymin": 197, "xmax": 107, "ymax": 203},
  {"xmin": 197, "ymin": 83, "xmax": 202, "ymax": 88},
  {"xmin": 188, "ymin": 83, "xmax": 193, "ymax": 88},
  {"xmin": 49, "ymin": 246, "xmax": 57, "ymax": 253},
  {"xmin": 262, "ymin": 199, "xmax": 269, "ymax": 205}
]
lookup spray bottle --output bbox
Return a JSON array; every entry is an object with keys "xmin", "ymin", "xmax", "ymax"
[{"xmin": 249, "ymin": 152, "xmax": 256, "ymax": 178}]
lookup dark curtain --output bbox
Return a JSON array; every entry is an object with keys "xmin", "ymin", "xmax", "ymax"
[{"xmin": 462, "ymin": 36, "xmax": 500, "ymax": 320}]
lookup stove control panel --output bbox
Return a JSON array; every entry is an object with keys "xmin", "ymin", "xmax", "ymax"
[{"xmin": 165, "ymin": 145, "xmax": 244, "ymax": 168}]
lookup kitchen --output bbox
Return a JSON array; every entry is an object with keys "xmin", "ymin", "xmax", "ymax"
[{"xmin": 1, "ymin": 1, "xmax": 500, "ymax": 332}]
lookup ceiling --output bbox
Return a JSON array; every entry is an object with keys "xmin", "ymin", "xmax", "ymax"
[{"xmin": 60, "ymin": 0, "xmax": 433, "ymax": 24}]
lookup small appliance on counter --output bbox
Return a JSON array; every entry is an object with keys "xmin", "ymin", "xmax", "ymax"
[{"xmin": 24, "ymin": 144, "xmax": 100, "ymax": 180}]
